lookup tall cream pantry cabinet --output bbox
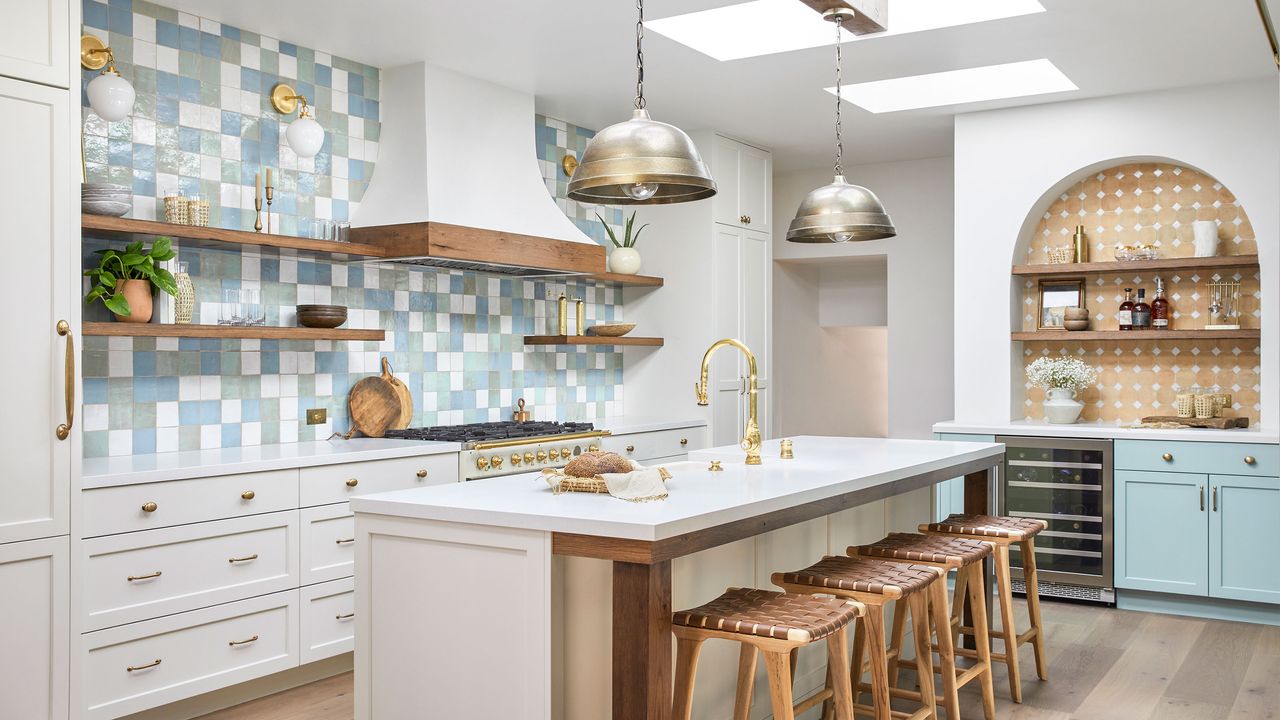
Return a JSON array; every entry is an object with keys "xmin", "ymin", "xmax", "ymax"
[{"xmin": 0, "ymin": 1, "xmax": 79, "ymax": 719}]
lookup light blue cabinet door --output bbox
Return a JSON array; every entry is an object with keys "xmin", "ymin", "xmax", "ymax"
[
  {"xmin": 932, "ymin": 434, "xmax": 995, "ymax": 521},
  {"xmin": 1210, "ymin": 474, "xmax": 1280, "ymax": 604},
  {"xmin": 1115, "ymin": 470, "xmax": 1208, "ymax": 595}
]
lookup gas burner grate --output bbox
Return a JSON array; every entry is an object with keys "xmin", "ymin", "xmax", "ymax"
[{"xmin": 382, "ymin": 421, "xmax": 595, "ymax": 444}]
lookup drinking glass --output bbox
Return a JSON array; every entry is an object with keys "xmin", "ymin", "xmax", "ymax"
[
  {"xmin": 241, "ymin": 289, "xmax": 263, "ymax": 326},
  {"xmin": 219, "ymin": 288, "xmax": 241, "ymax": 325}
]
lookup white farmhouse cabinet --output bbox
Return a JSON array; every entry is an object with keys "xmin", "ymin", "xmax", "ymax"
[
  {"xmin": 712, "ymin": 134, "xmax": 771, "ymax": 231},
  {"xmin": 710, "ymin": 224, "xmax": 771, "ymax": 448},
  {"xmin": 0, "ymin": 536, "xmax": 70, "ymax": 720},
  {"xmin": 0, "ymin": 0, "xmax": 70, "ymax": 88}
]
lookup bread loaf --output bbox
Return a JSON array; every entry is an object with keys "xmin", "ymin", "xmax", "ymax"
[{"xmin": 564, "ymin": 451, "xmax": 632, "ymax": 477}]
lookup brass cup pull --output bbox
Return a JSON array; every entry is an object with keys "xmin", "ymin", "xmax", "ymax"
[
  {"xmin": 1162, "ymin": 453, "xmax": 1173, "ymax": 462},
  {"xmin": 126, "ymin": 659, "xmax": 161, "ymax": 672},
  {"xmin": 335, "ymin": 538, "xmax": 356, "ymax": 545},
  {"xmin": 141, "ymin": 502, "xmax": 158, "ymax": 513},
  {"xmin": 228, "ymin": 554, "xmax": 259, "ymax": 564},
  {"xmin": 336, "ymin": 612, "xmax": 355, "ymax": 621},
  {"xmin": 241, "ymin": 490, "xmax": 256, "ymax": 500},
  {"xmin": 345, "ymin": 478, "xmax": 359, "ymax": 487},
  {"xmin": 56, "ymin": 320, "xmax": 74, "ymax": 441},
  {"xmin": 228, "ymin": 635, "xmax": 258, "ymax": 647},
  {"xmin": 625, "ymin": 445, "xmax": 635, "ymax": 453},
  {"xmin": 416, "ymin": 469, "xmax": 429, "ymax": 478},
  {"xmin": 127, "ymin": 571, "xmax": 162, "ymax": 582},
  {"xmin": 1244, "ymin": 456, "xmax": 1257, "ymax": 465}
]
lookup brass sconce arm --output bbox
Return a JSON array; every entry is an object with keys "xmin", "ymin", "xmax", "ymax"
[{"xmin": 271, "ymin": 83, "xmax": 313, "ymax": 117}]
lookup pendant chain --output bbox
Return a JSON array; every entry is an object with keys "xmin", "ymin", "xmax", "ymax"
[
  {"xmin": 635, "ymin": 0, "xmax": 647, "ymax": 109},
  {"xmin": 834, "ymin": 15, "xmax": 843, "ymax": 177}
]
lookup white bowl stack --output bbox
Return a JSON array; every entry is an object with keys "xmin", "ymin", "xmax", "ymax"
[{"xmin": 81, "ymin": 183, "xmax": 132, "ymax": 217}]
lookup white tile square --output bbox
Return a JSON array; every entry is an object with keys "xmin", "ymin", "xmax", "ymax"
[
  {"xmin": 157, "ymin": 46, "xmax": 178, "ymax": 73},
  {"xmin": 133, "ymin": 39, "xmax": 156, "ymax": 69},
  {"xmin": 156, "ymin": 427, "xmax": 179, "ymax": 453},
  {"xmin": 108, "ymin": 350, "xmax": 132, "ymax": 376},
  {"xmin": 221, "ymin": 61, "xmax": 240, "ymax": 89},
  {"xmin": 241, "ymin": 352, "xmax": 261, "ymax": 375},
  {"xmin": 221, "ymin": 399, "xmax": 241, "ymax": 423},
  {"xmin": 220, "ymin": 134, "xmax": 241, "ymax": 161},
  {"xmin": 83, "ymin": 404, "xmax": 108, "ymax": 432},
  {"xmin": 108, "ymin": 429, "xmax": 132, "ymax": 457},
  {"xmin": 199, "ymin": 17, "xmax": 220, "ymax": 34},
  {"xmin": 332, "ymin": 68, "xmax": 347, "ymax": 92},
  {"xmin": 260, "ymin": 36, "xmax": 278, "ymax": 52},
  {"xmin": 156, "ymin": 401, "xmax": 179, "ymax": 427},
  {"xmin": 241, "ymin": 43, "xmax": 260, "ymax": 70},
  {"xmin": 261, "ymin": 375, "xmax": 280, "ymax": 398},
  {"xmin": 133, "ymin": 116, "xmax": 156, "ymax": 145},
  {"xmin": 178, "ymin": 12, "xmax": 199, "ymax": 28},
  {"xmin": 348, "ymin": 116, "xmax": 364, "ymax": 139},
  {"xmin": 242, "ymin": 422, "xmax": 262, "ymax": 446},
  {"xmin": 200, "ymin": 424, "xmax": 221, "ymax": 449},
  {"xmin": 279, "ymin": 420, "xmax": 298, "ymax": 444},
  {"xmin": 133, "ymin": 13, "xmax": 156, "ymax": 42},
  {"xmin": 200, "ymin": 155, "xmax": 220, "ymax": 181},
  {"xmin": 179, "ymin": 376, "xmax": 201, "ymax": 401},
  {"xmin": 178, "ymin": 101, "xmax": 201, "ymax": 128},
  {"xmin": 279, "ymin": 54, "xmax": 297, "ymax": 79},
  {"xmin": 315, "ymin": 373, "xmax": 332, "ymax": 396},
  {"xmin": 200, "ymin": 375, "xmax": 221, "ymax": 400}
]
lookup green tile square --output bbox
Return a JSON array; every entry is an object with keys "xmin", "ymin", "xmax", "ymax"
[
  {"xmin": 179, "ymin": 425, "xmax": 201, "ymax": 451},
  {"xmin": 83, "ymin": 431, "xmax": 108, "ymax": 458},
  {"xmin": 179, "ymin": 50, "xmax": 199, "ymax": 77},
  {"xmin": 220, "ymin": 38, "xmax": 241, "ymax": 65}
]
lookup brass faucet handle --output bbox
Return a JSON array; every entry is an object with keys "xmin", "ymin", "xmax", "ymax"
[
  {"xmin": 694, "ymin": 383, "xmax": 709, "ymax": 406},
  {"xmin": 708, "ymin": 460, "xmax": 723, "ymax": 471}
]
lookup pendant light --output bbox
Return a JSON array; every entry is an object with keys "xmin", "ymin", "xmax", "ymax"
[
  {"xmin": 567, "ymin": 0, "xmax": 716, "ymax": 205},
  {"xmin": 787, "ymin": 9, "xmax": 895, "ymax": 243}
]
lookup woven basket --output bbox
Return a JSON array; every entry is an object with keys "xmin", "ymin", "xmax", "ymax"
[
  {"xmin": 1174, "ymin": 393, "xmax": 1194, "ymax": 418},
  {"xmin": 543, "ymin": 466, "xmax": 672, "ymax": 495},
  {"xmin": 163, "ymin": 195, "xmax": 189, "ymax": 225},
  {"xmin": 1194, "ymin": 395, "xmax": 1215, "ymax": 419},
  {"xmin": 1047, "ymin": 246, "xmax": 1075, "ymax": 264}
]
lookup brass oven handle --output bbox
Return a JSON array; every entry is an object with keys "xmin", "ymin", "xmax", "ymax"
[
  {"xmin": 1162, "ymin": 453, "xmax": 1173, "ymax": 462},
  {"xmin": 1199, "ymin": 485, "xmax": 1205, "ymax": 512},
  {"xmin": 335, "ymin": 538, "xmax": 355, "ymax": 545},
  {"xmin": 127, "ymin": 571, "xmax": 162, "ymax": 582},
  {"xmin": 241, "ymin": 490, "xmax": 256, "ymax": 500},
  {"xmin": 56, "ymin": 320, "xmax": 74, "ymax": 440},
  {"xmin": 228, "ymin": 554, "xmax": 259, "ymax": 564},
  {"xmin": 228, "ymin": 635, "xmax": 258, "ymax": 647},
  {"xmin": 126, "ymin": 659, "xmax": 161, "ymax": 672},
  {"xmin": 336, "ymin": 612, "xmax": 355, "ymax": 621}
]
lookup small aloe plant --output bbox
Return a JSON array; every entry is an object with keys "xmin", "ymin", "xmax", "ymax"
[{"xmin": 596, "ymin": 211, "xmax": 648, "ymax": 249}]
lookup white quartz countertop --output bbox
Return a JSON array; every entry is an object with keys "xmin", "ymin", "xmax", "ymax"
[
  {"xmin": 350, "ymin": 436, "xmax": 1003, "ymax": 541},
  {"xmin": 593, "ymin": 415, "xmax": 706, "ymax": 435},
  {"xmin": 934, "ymin": 420, "xmax": 1279, "ymax": 444},
  {"xmin": 81, "ymin": 438, "xmax": 462, "ymax": 488}
]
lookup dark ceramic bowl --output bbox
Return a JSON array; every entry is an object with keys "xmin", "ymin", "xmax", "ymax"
[{"xmin": 297, "ymin": 304, "xmax": 348, "ymax": 329}]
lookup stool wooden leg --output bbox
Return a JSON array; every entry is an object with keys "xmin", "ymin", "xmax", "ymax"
[
  {"xmin": 851, "ymin": 612, "xmax": 867, "ymax": 710},
  {"xmin": 887, "ymin": 598, "xmax": 909, "ymax": 688},
  {"xmin": 763, "ymin": 650, "xmax": 797, "ymax": 720},
  {"xmin": 1021, "ymin": 539, "xmax": 1048, "ymax": 682},
  {"xmin": 865, "ymin": 604, "xmax": 892, "ymax": 720},
  {"xmin": 993, "ymin": 543, "xmax": 1022, "ymax": 703},
  {"xmin": 929, "ymin": 578, "xmax": 961, "ymax": 720},
  {"xmin": 827, "ymin": 625, "xmax": 855, "ymax": 720},
  {"xmin": 733, "ymin": 644, "xmax": 758, "ymax": 720},
  {"xmin": 909, "ymin": 593, "xmax": 938, "ymax": 720},
  {"xmin": 672, "ymin": 636, "xmax": 704, "ymax": 720},
  {"xmin": 965, "ymin": 565, "xmax": 997, "ymax": 720},
  {"xmin": 950, "ymin": 565, "xmax": 970, "ymax": 652}
]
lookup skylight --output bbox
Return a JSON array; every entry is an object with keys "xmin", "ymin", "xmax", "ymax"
[
  {"xmin": 647, "ymin": 0, "xmax": 1046, "ymax": 62},
  {"xmin": 828, "ymin": 58, "xmax": 1077, "ymax": 113}
]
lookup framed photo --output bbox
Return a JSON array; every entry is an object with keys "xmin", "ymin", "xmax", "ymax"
[{"xmin": 1037, "ymin": 278, "xmax": 1084, "ymax": 330}]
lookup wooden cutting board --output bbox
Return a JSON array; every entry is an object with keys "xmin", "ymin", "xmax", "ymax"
[
  {"xmin": 383, "ymin": 357, "xmax": 413, "ymax": 429},
  {"xmin": 348, "ymin": 358, "xmax": 406, "ymax": 438},
  {"xmin": 1140, "ymin": 416, "xmax": 1250, "ymax": 429}
]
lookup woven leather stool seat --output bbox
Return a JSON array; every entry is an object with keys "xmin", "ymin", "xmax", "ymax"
[
  {"xmin": 851, "ymin": 532, "xmax": 992, "ymax": 567},
  {"xmin": 671, "ymin": 587, "xmax": 860, "ymax": 643},
  {"xmin": 923, "ymin": 513, "xmax": 1047, "ymax": 540},
  {"xmin": 773, "ymin": 556, "xmax": 939, "ymax": 598}
]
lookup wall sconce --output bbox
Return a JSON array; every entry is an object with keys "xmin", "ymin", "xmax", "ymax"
[
  {"xmin": 271, "ymin": 83, "xmax": 324, "ymax": 159},
  {"xmin": 80, "ymin": 35, "xmax": 135, "ymax": 122}
]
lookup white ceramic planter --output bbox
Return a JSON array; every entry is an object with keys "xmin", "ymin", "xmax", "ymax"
[
  {"xmin": 1044, "ymin": 387, "xmax": 1084, "ymax": 424},
  {"xmin": 609, "ymin": 247, "xmax": 642, "ymax": 275}
]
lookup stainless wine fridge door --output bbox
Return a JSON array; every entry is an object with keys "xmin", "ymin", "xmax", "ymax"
[{"xmin": 997, "ymin": 436, "xmax": 1113, "ymax": 593}]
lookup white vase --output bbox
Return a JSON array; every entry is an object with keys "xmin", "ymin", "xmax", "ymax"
[
  {"xmin": 1192, "ymin": 220, "xmax": 1219, "ymax": 258},
  {"xmin": 609, "ymin": 247, "xmax": 642, "ymax": 275},
  {"xmin": 1044, "ymin": 387, "xmax": 1084, "ymax": 424}
]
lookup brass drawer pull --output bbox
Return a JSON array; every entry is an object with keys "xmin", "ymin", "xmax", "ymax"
[
  {"xmin": 416, "ymin": 469, "xmax": 429, "ymax": 478},
  {"xmin": 141, "ymin": 502, "xmax": 158, "ymax": 513},
  {"xmin": 127, "ymin": 571, "xmax": 162, "ymax": 582},
  {"xmin": 126, "ymin": 659, "xmax": 161, "ymax": 672},
  {"xmin": 336, "ymin": 612, "xmax": 355, "ymax": 621},
  {"xmin": 679, "ymin": 438, "xmax": 688, "ymax": 446},
  {"xmin": 1161, "ymin": 453, "xmax": 1173, "ymax": 462},
  {"xmin": 228, "ymin": 635, "xmax": 258, "ymax": 647},
  {"xmin": 1212, "ymin": 486, "xmax": 1218, "ymax": 512},
  {"xmin": 345, "ymin": 478, "xmax": 359, "ymax": 487},
  {"xmin": 625, "ymin": 445, "xmax": 635, "ymax": 453},
  {"xmin": 335, "ymin": 538, "xmax": 356, "ymax": 545},
  {"xmin": 241, "ymin": 490, "xmax": 256, "ymax": 500},
  {"xmin": 1199, "ymin": 485, "xmax": 1205, "ymax": 512},
  {"xmin": 228, "ymin": 554, "xmax": 259, "ymax": 564},
  {"xmin": 1244, "ymin": 456, "xmax": 1257, "ymax": 465},
  {"xmin": 56, "ymin": 320, "xmax": 74, "ymax": 441}
]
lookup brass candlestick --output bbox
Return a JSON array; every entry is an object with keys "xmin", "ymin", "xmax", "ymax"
[
  {"xmin": 253, "ymin": 192, "xmax": 262, "ymax": 232},
  {"xmin": 264, "ymin": 169, "xmax": 275, "ymax": 235}
]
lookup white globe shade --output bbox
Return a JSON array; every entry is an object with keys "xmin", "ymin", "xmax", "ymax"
[
  {"xmin": 86, "ymin": 72, "xmax": 135, "ymax": 122},
  {"xmin": 286, "ymin": 115, "xmax": 324, "ymax": 158}
]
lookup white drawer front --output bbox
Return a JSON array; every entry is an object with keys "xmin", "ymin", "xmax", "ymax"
[
  {"xmin": 83, "ymin": 468, "xmax": 299, "ymax": 538},
  {"xmin": 84, "ymin": 590, "xmax": 299, "ymax": 720},
  {"xmin": 83, "ymin": 511, "xmax": 299, "ymax": 631},
  {"xmin": 300, "ymin": 577, "xmax": 354, "ymax": 664},
  {"xmin": 301, "ymin": 505, "xmax": 355, "ymax": 585},
  {"xmin": 602, "ymin": 427, "xmax": 709, "ymax": 464},
  {"xmin": 300, "ymin": 454, "xmax": 457, "ymax": 507}
]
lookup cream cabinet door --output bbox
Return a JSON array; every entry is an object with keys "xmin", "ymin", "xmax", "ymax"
[
  {"xmin": 0, "ymin": 0, "xmax": 69, "ymax": 87},
  {"xmin": 712, "ymin": 135, "xmax": 770, "ymax": 231},
  {"xmin": 0, "ymin": 76, "xmax": 72, "ymax": 545},
  {"xmin": 0, "ymin": 536, "xmax": 70, "ymax": 720},
  {"xmin": 711, "ymin": 226, "xmax": 771, "ymax": 448}
]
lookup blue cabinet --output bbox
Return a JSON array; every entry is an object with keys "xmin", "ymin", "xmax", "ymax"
[
  {"xmin": 1210, "ymin": 474, "xmax": 1280, "ymax": 604},
  {"xmin": 1114, "ymin": 470, "xmax": 1208, "ymax": 596}
]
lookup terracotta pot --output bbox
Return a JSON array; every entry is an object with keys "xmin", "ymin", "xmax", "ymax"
[{"xmin": 114, "ymin": 279, "xmax": 154, "ymax": 323}]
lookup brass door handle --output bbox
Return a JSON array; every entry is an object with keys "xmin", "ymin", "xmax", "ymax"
[
  {"xmin": 56, "ymin": 320, "xmax": 74, "ymax": 440},
  {"xmin": 228, "ymin": 635, "xmax": 258, "ymax": 647},
  {"xmin": 126, "ymin": 659, "xmax": 161, "ymax": 672},
  {"xmin": 1162, "ymin": 453, "xmax": 1173, "ymax": 462},
  {"xmin": 1212, "ymin": 486, "xmax": 1218, "ymax": 512},
  {"xmin": 416, "ymin": 469, "xmax": 429, "ymax": 478},
  {"xmin": 345, "ymin": 478, "xmax": 359, "ymax": 487},
  {"xmin": 1244, "ymin": 456, "xmax": 1257, "ymax": 465},
  {"xmin": 228, "ymin": 554, "xmax": 259, "ymax": 564},
  {"xmin": 335, "ymin": 538, "xmax": 355, "ymax": 545},
  {"xmin": 141, "ymin": 502, "xmax": 158, "ymax": 513},
  {"xmin": 127, "ymin": 571, "xmax": 162, "ymax": 582},
  {"xmin": 241, "ymin": 490, "xmax": 255, "ymax": 500},
  {"xmin": 1199, "ymin": 485, "xmax": 1205, "ymax": 512},
  {"xmin": 336, "ymin": 612, "xmax": 355, "ymax": 621}
]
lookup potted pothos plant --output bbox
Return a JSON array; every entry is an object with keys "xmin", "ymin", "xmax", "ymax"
[
  {"xmin": 83, "ymin": 237, "xmax": 178, "ymax": 323},
  {"xmin": 596, "ymin": 211, "xmax": 648, "ymax": 275}
]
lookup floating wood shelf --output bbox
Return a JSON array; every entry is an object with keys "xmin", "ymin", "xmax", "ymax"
[
  {"xmin": 1012, "ymin": 329, "xmax": 1260, "ymax": 341},
  {"xmin": 583, "ymin": 272, "xmax": 664, "ymax": 287},
  {"xmin": 523, "ymin": 335, "xmax": 664, "ymax": 347},
  {"xmin": 1011, "ymin": 255, "xmax": 1260, "ymax": 277},
  {"xmin": 83, "ymin": 322, "xmax": 385, "ymax": 341},
  {"xmin": 82, "ymin": 215, "xmax": 387, "ymax": 260}
]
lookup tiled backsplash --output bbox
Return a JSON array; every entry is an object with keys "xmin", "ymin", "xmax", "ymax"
[{"xmin": 535, "ymin": 114, "xmax": 625, "ymax": 245}]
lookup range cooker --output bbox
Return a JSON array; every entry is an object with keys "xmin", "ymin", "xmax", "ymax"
[{"xmin": 383, "ymin": 421, "xmax": 611, "ymax": 480}]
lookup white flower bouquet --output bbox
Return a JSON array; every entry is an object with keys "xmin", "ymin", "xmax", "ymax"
[{"xmin": 1026, "ymin": 357, "xmax": 1097, "ymax": 392}]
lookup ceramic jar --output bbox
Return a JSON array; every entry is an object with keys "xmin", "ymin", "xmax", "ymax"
[
  {"xmin": 1192, "ymin": 220, "xmax": 1219, "ymax": 258},
  {"xmin": 609, "ymin": 247, "xmax": 642, "ymax": 275},
  {"xmin": 1044, "ymin": 387, "xmax": 1084, "ymax": 424}
]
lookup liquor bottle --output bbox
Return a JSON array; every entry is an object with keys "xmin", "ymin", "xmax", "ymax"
[
  {"xmin": 1133, "ymin": 288, "xmax": 1152, "ymax": 329},
  {"xmin": 1118, "ymin": 288, "xmax": 1135, "ymax": 330},
  {"xmin": 1151, "ymin": 276, "xmax": 1171, "ymax": 330}
]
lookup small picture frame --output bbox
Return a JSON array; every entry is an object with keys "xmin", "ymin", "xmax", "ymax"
[{"xmin": 1037, "ymin": 278, "xmax": 1084, "ymax": 330}]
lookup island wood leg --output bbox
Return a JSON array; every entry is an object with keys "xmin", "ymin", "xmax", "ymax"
[
  {"xmin": 613, "ymin": 559, "xmax": 673, "ymax": 720},
  {"xmin": 962, "ymin": 465, "xmax": 1000, "ymax": 651}
]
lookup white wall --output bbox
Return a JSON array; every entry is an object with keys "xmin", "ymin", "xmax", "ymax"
[
  {"xmin": 953, "ymin": 79, "xmax": 1280, "ymax": 429},
  {"xmin": 818, "ymin": 258, "xmax": 889, "ymax": 327}
]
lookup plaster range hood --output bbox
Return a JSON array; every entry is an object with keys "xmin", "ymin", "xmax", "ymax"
[{"xmin": 351, "ymin": 62, "xmax": 605, "ymax": 277}]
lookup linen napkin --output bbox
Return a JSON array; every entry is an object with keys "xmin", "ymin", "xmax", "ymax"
[{"xmin": 599, "ymin": 461, "xmax": 672, "ymax": 502}]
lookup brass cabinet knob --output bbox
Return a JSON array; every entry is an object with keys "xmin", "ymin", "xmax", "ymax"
[
  {"xmin": 511, "ymin": 453, "xmax": 523, "ymax": 466},
  {"xmin": 491, "ymin": 455, "xmax": 503, "ymax": 468},
  {"xmin": 345, "ymin": 478, "xmax": 359, "ymax": 487},
  {"xmin": 1161, "ymin": 453, "xmax": 1173, "ymax": 462},
  {"xmin": 588, "ymin": 444, "xmax": 599, "ymax": 453},
  {"xmin": 679, "ymin": 438, "xmax": 689, "ymax": 446},
  {"xmin": 548, "ymin": 448, "xmax": 560, "ymax": 461},
  {"xmin": 141, "ymin": 502, "xmax": 158, "ymax": 513},
  {"xmin": 625, "ymin": 445, "xmax": 635, "ymax": 453},
  {"xmin": 1245, "ymin": 456, "xmax": 1257, "ymax": 465},
  {"xmin": 525, "ymin": 452, "xmax": 536, "ymax": 464},
  {"xmin": 476, "ymin": 456, "xmax": 490, "ymax": 470},
  {"xmin": 240, "ymin": 490, "xmax": 255, "ymax": 500},
  {"xmin": 416, "ymin": 469, "xmax": 429, "ymax": 478},
  {"xmin": 537, "ymin": 450, "xmax": 548, "ymax": 462}
]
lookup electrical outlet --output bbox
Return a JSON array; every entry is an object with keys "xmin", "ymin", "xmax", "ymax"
[{"xmin": 305, "ymin": 408, "xmax": 327, "ymax": 425}]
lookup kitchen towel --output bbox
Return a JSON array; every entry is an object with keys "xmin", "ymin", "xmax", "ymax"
[{"xmin": 600, "ymin": 462, "xmax": 671, "ymax": 502}]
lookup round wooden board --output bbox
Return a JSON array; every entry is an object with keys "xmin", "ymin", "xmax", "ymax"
[
  {"xmin": 382, "ymin": 357, "xmax": 413, "ymax": 429},
  {"xmin": 348, "ymin": 374, "xmax": 402, "ymax": 438}
]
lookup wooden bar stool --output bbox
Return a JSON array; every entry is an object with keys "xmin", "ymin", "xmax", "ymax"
[
  {"xmin": 849, "ymin": 533, "xmax": 997, "ymax": 720},
  {"xmin": 772, "ymin": 556, "xmax": 943, "ymax": 720},
  {"xmin": 919, "ymin": 514, "xmax": 1049, "ymax": 703},
  {"xmin": 670, "ymin": 587, "xmax": 862, "ymax": 720}
]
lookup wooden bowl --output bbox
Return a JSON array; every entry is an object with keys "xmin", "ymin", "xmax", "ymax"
[
  {"xmin": 297, "ymin": 304, "xmax": 347, "ymax": 329},
  {"xmin": 585, "ymin": 323, "xmax": 636, "ymax": 337},
  {"xmin": 1064, "ymin": 307, "xmax": 1089, "ymax": 321}
]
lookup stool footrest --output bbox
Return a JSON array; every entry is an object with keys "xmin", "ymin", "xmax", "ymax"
[
  {"xmin": 852, "ymin": 702, "xmax": 932, "ymax": 720},
  {"xmin": 793, "ymin": 687, "xmax": 832, "ymax": 716}
]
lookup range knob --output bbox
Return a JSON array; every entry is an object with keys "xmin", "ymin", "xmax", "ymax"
[
  {"xmin": 491, "ymin": 455, "xmax": 503, "ymax": 468},
  {"xmin": 588, "ymin": 444, "xmax": 599, "ymax": 453},
  {"xmin": 524, "ymin": 452, "xmax": 536, "ymax": 465},
  {"xmin": 537, "ymin": 450, "xmax": 548, "ymax": 463},
  {"xmin": 563, "ymin": 446, "xmax": 574, "ymax": 459},
  {"xmin": 511, "ymin": 453, "xmax": 523, "ymax": 466},
  {"xmin": 548, "ymin": 448, "xmax": 560, "ymax": 461},
  {"xmin": 476, "ymin": 456, "xmax": 491, "ymax": 471}
]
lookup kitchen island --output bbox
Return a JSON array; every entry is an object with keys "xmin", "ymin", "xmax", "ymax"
[{"xmin": 350, "ymin": 436, "xmax": 1004, "ymax": 720}]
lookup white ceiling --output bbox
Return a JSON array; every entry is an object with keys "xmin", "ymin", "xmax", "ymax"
[{"xmin": 161, "ymin": 0, "xmax": 1276, "ymax": 171}]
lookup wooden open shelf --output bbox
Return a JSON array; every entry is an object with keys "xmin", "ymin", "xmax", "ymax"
[
  {"xmin": 82, "ymin": 215, "xmax": 387, "ymax": 260},
  {"xmin": 1011, "ymin": 255, "xmax": 1260, "ymax": 277},
  {"xmin": 83, "ymin": 322, "xmax": 385, "ymax": 341},
  {"xmin": 1012, "ymin": 329, "xmax": 1260, "ymax": 341},
  {"xmin": 523, "ymin": 335, "xmax": 664, "ymax": 347},
  {"xmin": 584, "ymin": 272, "xmax": 664, "ymax": 287}
]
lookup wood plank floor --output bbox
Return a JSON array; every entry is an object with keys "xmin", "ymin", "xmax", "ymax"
[{"xmin": 196, "ymin": 599, "xmax": 1280, "ymax": 720}]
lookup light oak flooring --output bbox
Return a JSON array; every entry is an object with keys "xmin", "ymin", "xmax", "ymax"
[{"xmin": 196, "ymin": 599, "xmax": 1280, "ymax": 720}]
